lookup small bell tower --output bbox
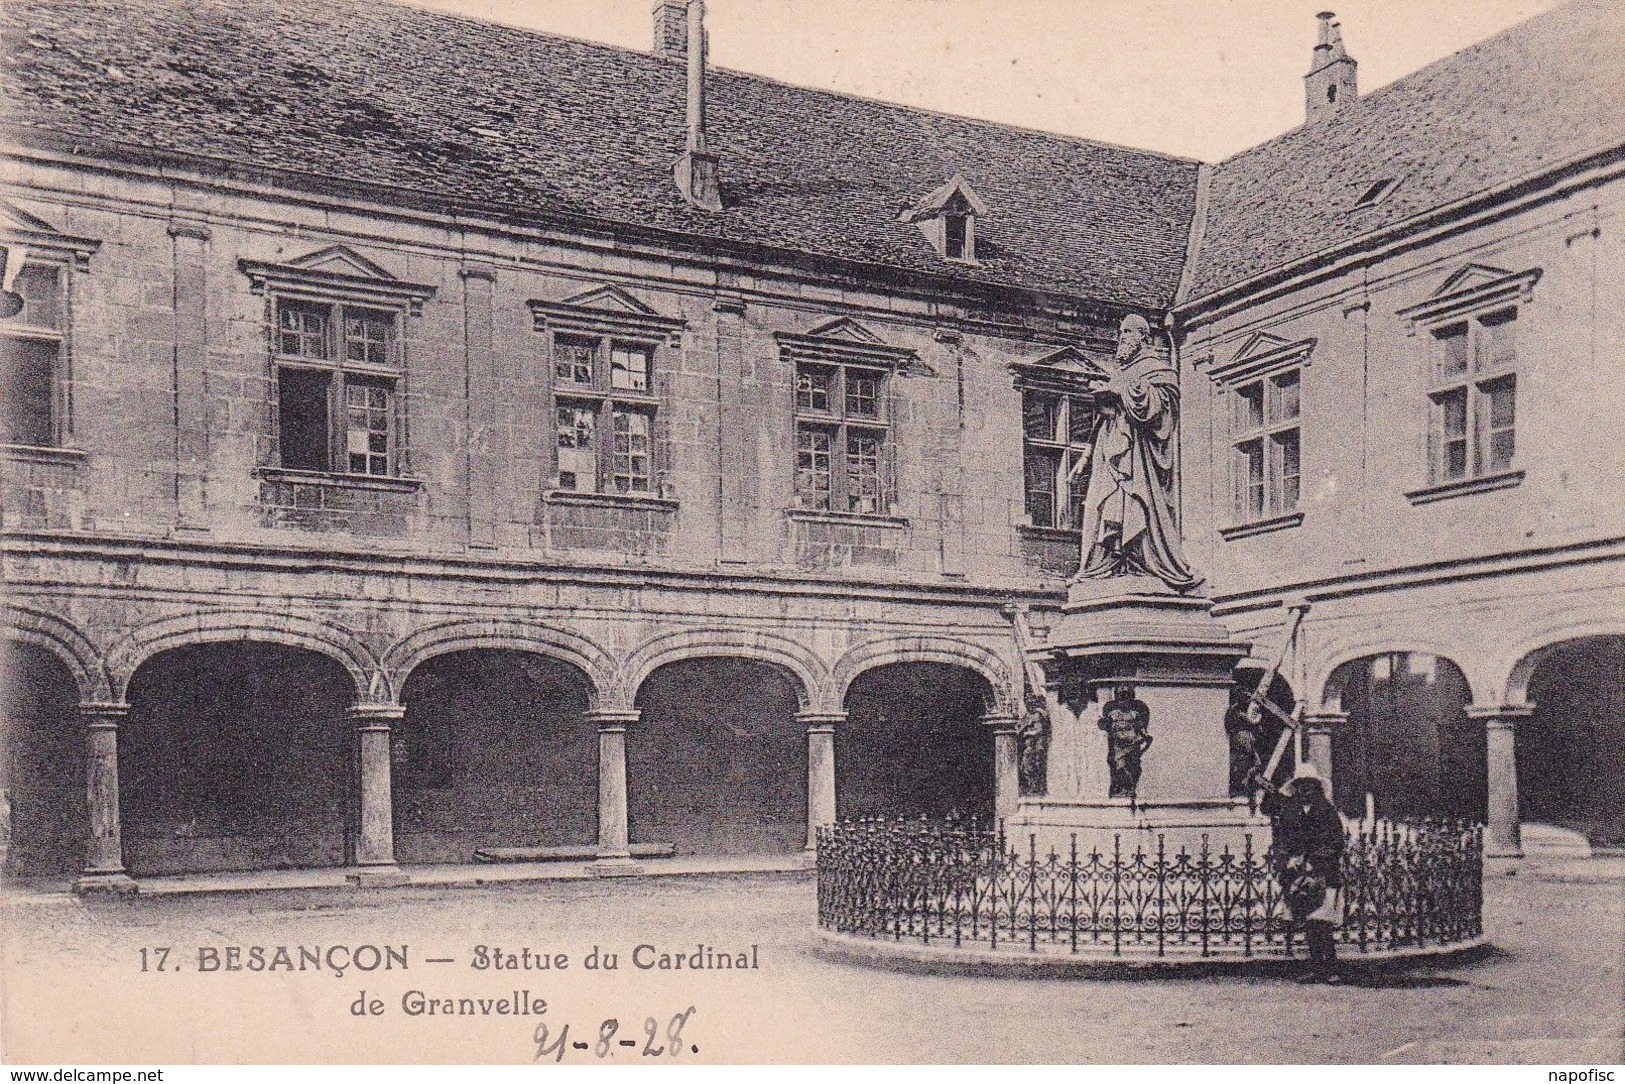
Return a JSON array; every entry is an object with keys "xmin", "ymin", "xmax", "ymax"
[{"xmin": 1305, "ymin": 11, "xmax": 1358, "ymax": 124}]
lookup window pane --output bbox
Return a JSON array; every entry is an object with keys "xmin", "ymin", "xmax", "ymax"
[
  {"xmin": 1478, "ymin": 376, "xmax": 1515, "ymax": 474},
  {"xmin": 1435, "ymin": 323, "xmax": 1468, "ymax": 379},
  {"xmin": 1478, "ymin": 309, "xmax": 1516, "ymax": 372},
  {"xmin": 1235, "ymin": 439, "xmax": 1264, "ymax": 520},
  {"xmin": 278, "ymin": 302, "xmax": 329, "ymax": 360},
  {"xmin": 556, "ymin": 404, "xmax": 597, "ymax": 493},
  {"xmin": 343, "ymin": 376, "xmax": 393, "ymax": 475},
  {"xmin": 4, "ymin": 265, "xmax": 61, "ymax": 330},
  {"xmin": 610, "ymin": 345, "xmax": 650, "ymax": 392},
  {"xmin": 945, "ymin": 214, "xmax": 967, "ymax": 259},
  {"xmin": 1272, "ymin": 429, "xmax": 1300, "ymax": 513},
  {"xmin": 344, "ymin": 309, "xmax": 393, "ymax": 366},
  {"xmin": 278, "ymin": 366, "xmax": 330, "ymax": 471},
  {"xmin": 795, "ymin": 425, "xmax": 833, "ymax": 510},
  {"xmin": 1023, "ymin": 392, "xmax": 1060, "ymax": 441},
  {"xmin": 1432, "ymin": 388, "xmax": 1468, "ymax": 482},
  {"xmin": 1268, "ymin": 369, "xmax": 1300, "ymax": 423},
  {"xmin": 1235, "ymin": 382, "xmax": 1264, "ymax": 432},
  {"xmin": 1024, "ymin": 446, "xmax": 1060, "ymax": 528},
  {"xmin": 1066, "ymin": 395, "xmax": 1094, "ymax": 446},
  {"xmin": 796, "ymin": 365, "xmax": 834, "ymax": 412},
  {"xmin": 0, "ymin": 337, "xmax": 56, "ymax": 446},
  {"xmin": 555, "ymin": 338, "xmax": 595, "ymax": 385},
  {"xmin": 611, "ymin": 407, "xmax": 652, "ymax": 492},
  {"xmin": 845, "ymin": 431, "xmax": 883, "ymax": 514},
  {"xmin": 845, "ymin": 368, "xmax": 881, "ymax": 418}
]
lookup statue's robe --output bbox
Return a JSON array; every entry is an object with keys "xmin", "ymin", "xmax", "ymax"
[{"xmin": 1074, "ymin": 350, "xmax": 1202, "ymax": 593}]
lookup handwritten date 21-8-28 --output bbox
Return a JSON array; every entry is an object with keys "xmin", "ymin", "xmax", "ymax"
[{"xmin": 534, "ymin": 1007, "xmax": 698, "ymax": 1062}]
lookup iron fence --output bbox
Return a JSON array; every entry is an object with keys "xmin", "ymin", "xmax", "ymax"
[{"xmin": 816, "ymin": 815, "xmax": 1483, "ymax": 958}]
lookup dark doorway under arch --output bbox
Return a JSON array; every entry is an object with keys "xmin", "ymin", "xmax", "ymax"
[
  {"xmin": 630, "ymin": 658, "xmax": 805, "ymax": 856},
  {"xmin": 1, "ymin": 643, "xmax": 85, "ymax": 877},
  {"xmin": 1328, "ymin": 652, "xmax": 1483, "ymax": 821},
  {"xmin": 396, "ymin": 649, "xmax": 595, "ymax": 863},
  {"xmin": 122, "ymin": 643, "xmax": 353, "ymax": 875},
  {"xmin": 1519, "ymin": 636, "xmax": 1625, "ymax": 848},
  {"xmin": 839, "ymin": 662, "xmax": 995, "ymax": 821}
]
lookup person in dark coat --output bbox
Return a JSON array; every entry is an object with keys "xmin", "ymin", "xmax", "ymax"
[{"xmin": 1262, "ymin": 762, "xmax": 1346, "ymax": 983}]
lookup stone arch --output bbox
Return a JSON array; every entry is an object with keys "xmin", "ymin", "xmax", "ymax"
[
  {"xmin": 614, "ymin": 628, "xmax": 828, "ymax": 712},
  {"xmin": 3, "ymin": 603, "xmax": 108, "ymax": 701},
  {"xmin": 381, "ymin": 620, "xmax": 615, "ymax": 709},
  {"xmin": 1311, "ymin": 639, "xmax": 1482, "ymax": 714},
  {"xmin": 107, "ymin": 610, "xmax": 378, "ymax": 703},
  {"xmin": 832, "ymin": 635, "xmax": 1016, "ymax": 715},
  {"xmin": 1496, "ymin": 614, "xmax": 1625, "ymax": 707}
]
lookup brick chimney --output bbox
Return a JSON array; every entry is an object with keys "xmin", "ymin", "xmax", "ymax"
[
  {"xmin": 1304, "ymin": 11, "xmax": 1358, "ymax": 123},
  {"xmin": 653, "ymin": 0, "xmax": 687, "ymax": 60},
  {"xmin": 672, "ymin": 0, "xmax": 722, "ymax": 211}
]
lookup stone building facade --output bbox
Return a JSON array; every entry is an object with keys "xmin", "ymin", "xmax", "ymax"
[{"xmin": 1, "ymin": 0, "xmax": 1620, "ymax": 887}]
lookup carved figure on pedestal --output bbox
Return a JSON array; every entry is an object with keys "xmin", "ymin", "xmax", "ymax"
[
  {"xmin": 1099, "ymin": 684, "xmax": 1153, "ymax": 800},
  {"xmin": 1017, "ymin": 693, "xmax": 1051, "ymax": 796},
  {"xmin": 1224, "ymin": 668, "xmax": 1296, "ymax": 797},
  {"xmin": 1071, "ymin": 314, "xmax": 1201, "ymax": 593}
]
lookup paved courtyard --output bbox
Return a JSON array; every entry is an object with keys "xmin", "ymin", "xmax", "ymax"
[{"xmin": 1, "ymin": 862, "xmax": 1620, "ymax": 1064}]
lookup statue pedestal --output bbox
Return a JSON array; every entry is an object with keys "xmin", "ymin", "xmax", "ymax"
[{"xmin": 1015, "ymin": 576, "xmax": 1265, "ymax": 859}]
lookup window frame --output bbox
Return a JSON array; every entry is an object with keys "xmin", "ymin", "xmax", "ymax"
[
  {"xmin": 1397, "ymin": 263, "xmax": 1540, "ymax": 504},
  {"xmin": 1229, "ymin": 367, "xmax": 1302, "ymax": 523},
  {"xmin": 0, "ymin": 259, "xmax": 70, "ymax": 451},
  {"xmin": 792, "ymin": 358, "xmax": 894, "ymax": 515},
  {"xmin": 546, "ymin": 331, "xmax": 663, "ymax": 497},
  {"xmin": 1019, "ymin": 387, "xmax": 1096, "ymax": 531},
  {"xmin": 1204, "ymin": 331, "xmax": 1315, "ymax": 539},
  {"xmin": 271, "ymin": 295, "xmax": 407, "ymax": 479},
  {"xmin": 1425, "ymin": 307, "xmax": 1518, "ymax": 485}
]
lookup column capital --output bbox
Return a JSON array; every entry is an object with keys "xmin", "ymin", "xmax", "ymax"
[
  {"xmin": 78, "ymin": 702, "xmax": 131, "ymax": 728},
  {"xmin": 348, "ymin": 704, "xmax": 405, "ymax": 730},
  {"xmin": 1466, "ymin": 703, "xmax": 1535, "ymax": 725},
  {"xmin": 587, "ymin": 708, "xmax": 641, "ymax": 732},
  {"xmin": 796, "ymin": 710, "xmax": 846, "ymax": 732},
  {"xmin": 1303, "ymin": 710, "xmax": 1348, "ymax": 732},
  {"xmin": 980, "ymin": 712, "xmax": 1020, "ymax": 735}
]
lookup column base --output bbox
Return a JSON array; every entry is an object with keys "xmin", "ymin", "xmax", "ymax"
[
  {"xmin": 796, "ymin": 847, "xmax": 819, "ymax": 870},
  {"xmin": 590, "ymin": 855, "xmax": 645, "ymax": 878},
  {"xmin": 73, "ymin": 872, "xmax": 138, "ymax": 897},
  {"xmin": 346, "ymin": 865, "xmax": 411, "ymax": 889}
]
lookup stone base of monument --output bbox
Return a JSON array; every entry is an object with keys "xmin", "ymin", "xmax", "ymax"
[{"xmin": 1006, "ymin": 796, "xmax": 1270, "ymax": 860}]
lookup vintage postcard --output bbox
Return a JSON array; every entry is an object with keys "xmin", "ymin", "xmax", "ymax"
[{"xmin": 1, "ymin": 0, "xmax": 1621, "ymax": 1069}]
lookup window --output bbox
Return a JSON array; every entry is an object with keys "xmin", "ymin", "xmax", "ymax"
[
  {"xmin": 793, "ymin": 361, "xmax": 891, "ymax": 513},
  {"xmin": 1, "ymin": 264, "xmax": 63, "ymax": 448},
  {"xmin": 1022, "ymin": 389, "xmax": 1094, "ymax": 529},
  {"xmin": 1231, "ymin": 368, "xmax": 1301, "ymax": 521},
  {"xmin": 1428, "ymin": 308, "xmax": 1516, "ymax": 482},
  {"xmin": 274, "ymin": 298, "xmax": 400, "ymax": 476},
  {"xmin": 549, "ymin": 334, "xmax": 659, "ymax": 495},
  {"xmin": 944, "ymin": 213, "xmax": 969, "ymax": 260}
]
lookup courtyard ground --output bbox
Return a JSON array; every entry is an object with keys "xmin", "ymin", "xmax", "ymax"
[{"xmin": 0, "ymin": 861, "xmax": 1620, "ymax": 1064}]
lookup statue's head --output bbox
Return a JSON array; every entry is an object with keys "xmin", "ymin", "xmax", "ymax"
[
  {"xmin": 1112, "ymin": 683, "xmax": 1135, "ymax": 702},
  {"xmin": 1116, "ymin": 314, "xmax": 1151, "ymax": 361}
]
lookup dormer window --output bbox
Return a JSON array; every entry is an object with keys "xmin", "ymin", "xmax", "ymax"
[
  {"xmin": 900, "ymin": 174, "xmax": 987, "ymax": 263},
  {"xmin": 1353, "ymin": 177, "xmax": 1398, "ymax": 210}
]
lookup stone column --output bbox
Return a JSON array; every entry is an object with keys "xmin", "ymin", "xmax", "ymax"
[
  {"xmin": 798, "ymin": 711, "xmax": 844, "ymax": 852},
  {"xmin": 168, "ymin": 219, "xmax": 211, "ymax": 533},
  {"xmin": 347, "ymin": 705, "xmax": 407, "ymax": 887},
  {"xmin": 983, "ymin": 712, "xmax": 1021, "ymax": 825},
  {"xmin": 589, "ymin": 709, "xmax": 642, "ymax": 874},
  {"xmin": 460, "ymin": 262, "xmax": 499, "ymax": 550},
  {"xmin": 75, "ymin": 703, "xmax": 136, "ymax": 895},
  {"xmin": 1468, "ymin": 703, "xmax": 1532, "ymax": 858},
  {"xmin": 1302, "ymin": 710, "xmax": 1345, "ymax": 798}
]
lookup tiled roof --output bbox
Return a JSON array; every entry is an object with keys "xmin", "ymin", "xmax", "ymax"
[
  {"xmin": 0, "ymin": 0, "xmax": 1201, "ymax": 311},
  {"xmin": 1188, "ymin": 0, "xmax": 1625, "ymax": 304}
]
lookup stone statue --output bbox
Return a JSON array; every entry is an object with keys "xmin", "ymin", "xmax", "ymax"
[
  {"xmin": 1099, "ymin": 684, "xmax": 1153, "ymax": 800},
  {"xmin": 1224, "ymin": 668, "xmax": 1295, "ymax": 797},
  {"xmin": 1017, "ymin": 693, "xmax": 1051, "ymax": 796},
  {"xmin": 1072, "ymin": 314, "xmax": 1202, "ymax": 593}
]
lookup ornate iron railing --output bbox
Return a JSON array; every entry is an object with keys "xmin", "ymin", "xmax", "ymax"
[{"xmin": 816, "ymin": 815, "xmax": 1483, "ymax": 958}]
